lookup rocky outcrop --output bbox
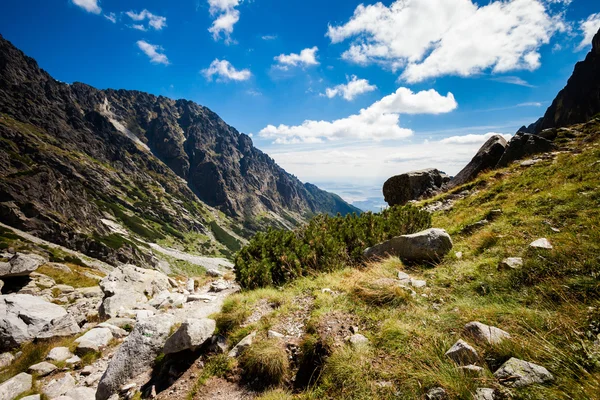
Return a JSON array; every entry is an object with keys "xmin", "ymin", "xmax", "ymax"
[
  {"xmin": 364, "ymin": 228, "xmax": 453, "ymax": 261},
  {"xmin": 496, "ymin": 133, "xmax": 555, "ymax": 168},
  {"xmin": 0, "ymin": 253, "xmax": 46, "ymax": 278},
  {"xmin": 0, "ymin": 294, "xmax": 80, "ymax": 349},
  {"xmin": 448, "ymin": 135, "xmax": 507, "ymax": 189},
  {"xmin": 383, "ymin": 169, "xmax": 449, "ymax": 206}
]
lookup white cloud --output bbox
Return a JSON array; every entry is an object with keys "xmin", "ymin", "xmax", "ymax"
[
  {"xmin": 262, "ymin": 35, "xmax": 277, "ymax": 40},
  {"xmin": 208, "ymin": 0, "xmax": 241, "ymax": 43},
  {"xmin": 72, "ymin": 0, "xmax": 101, "ymax": 14},
  {"xmin": 259, "ymin": 88, "xmax": 457, "ymax": 144},
  {"xmin": 491, "ymin": 76, "xmax": 534, "ymax": 87},
  {"xmin": 274, "ymin": 47, "xmax": 319, "ymax": 70},
  {"xmin": 132, "ymin": 24, "xmax": 147, "ymax": 31},
  {"xmin": 104, "ymin": 12, "xmax": 116, "ymax": 23},
  {"xmin": 126, "ymin": 9, "xmax": 167, "ymax": 30},
  {"xmin": 323, "ymin": 75, "xmax": 377, "ymax": 101},
  {"xmin": 577, "ymin": 13, "xmax": 600, "ymax": 50},
  {"xmin": 136, "ymin": 41, "xmax": 169, "ymax": 65},
  {"xmin": 517, "ymin": 101, "xmax": 542, "ymax": 107},
  {"xmin": 439, "ymin": 132, "xmax": 512, "ymax": 145},
  {"xmin": 202, "ymin": 59, "xmax": 251, "ymax": 82},
  {"xmin": 327, "ymin": 0, "xmax": 566, "ymax": 83}
]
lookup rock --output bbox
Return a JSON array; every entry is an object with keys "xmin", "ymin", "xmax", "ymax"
[
  {"xmin": 410, "ymin": 279, "xmax": 427, "ymax": 288},
  {"xmin": 464, "ymin": 321, "xmax": 511, "ymax": 345},
  {"xmin": 80, "ymin": 365, "xmax": 94, "ymax": 376},
  {"xmin": 455, "ymin": 251, "xmax": 463, "ymax": 259},
  {"xmin": 0, "ymin": 294, "xmax": 80, "ymax": 349},
  {"xmin": 104, "ymin": 318, "xmax": 136, "ymax": 329},
  {"xmin": 397, "ymin": 271, "xmax": 410, "ymax": 282},
  {"xmin": 461, "ymin": 220, "xmax": 489, "ymax": 234},
  {"xmin": 0, "ymin": 372, "xmax": 32, "ymax": 400},
  {"xmin": 20, "ymin": 395, "xmax": 41, "ymax": 400},
  {"xmin": 0, "ymin": 351, "xmax": 15, "ymax": 369},
  {"xmin": 65, "ymin": 355, "xmax": 81, "ymax": 366},
  {"xmin": 458, "ymin": 364, "xmax": 484, "ymax": 376},
  {"xmin": 473, "ymin": 388, "xmax": 496, "ymax": 400},
  {"xmin": 149, "ymin": 291, "xmax": 186, "ymax": 309},
  {"xmin": 28, "ymin": 361, "xmax": 57, "ymax": 376},
  {"xmin": 163, "ymin": 318, "xmax": 216, "ymax": 354},
  {"xmin": 186, "ymin": 279, "xmax": 195, "ymax": 292},
  {"xmin": 426, "ymin": 387, "xmax": 447, "ymax": 400},
  {"xmin": 383, "ymin": 168, "xmax": 449, "ymax": 206},
  {"xmin": 449, "ymin": 135, "xmax": 508, "ymax": 188},
  {"xmin": 498, "ymin": 257, "xmax": 523, "ymax": 270},
  {"xmin": 187, "ymin": 294, "xmax": 215, "ymax": 302},
  {"xmin": 207, "ymin": 335, "xmax": 228, "ymax": 354},
  {"xmin": 529, "ymin": 238, "xmax": 552, "ymax": 249},
  {"xmin": 210, "ymin": 280, "xmax": 229, "ymax": 292},
  {"xmin": 497, "ymin": 133, "xmax": 555, "ymax": 167},
  {"xmin": 228, "ymin": 331, "xmax": 256, "ymax": 358},
  {"xmin": 348, "ymin": 334, "xmax": 369, "ymax": 346},
  {"xmin": 54, "ymin": 284, "xmax": 75, "ymax": 294},
  {"xmin": 520, "ymin": 159, "xmax": 542, "ymax": 167},
  {"xmin": 364, "ymin": 228, "xmax": 453, "ymax": 262},
  {"xmin": 268, "ymin": 330, "xmax": 285, "ymax": 339},
  {"xmin": 47, "ymin": 347, "xmax": 73, "ymax": 362},
  {"xmin": 42, "ymin": 373, "xmax": 76, "ymax": 398},
  {"xmin": 494, "ymin": 357, "xmax": 554, "ymax": 387},
  {"xmin": 206, "ymin": 269, "xmax": 225, "ymax": 278},
  {"xmin": 75, "ymin": 328, "xmax": 113, "ymax": 353},
  {"xmin": 0, "ymin": 253, "xmax": 46, "ymax": 278},
  {"xmin": 445, "ymin": 339, "xmax": 479, "ymax": 366},
  {"xmin": 0, "ymin": 280, "xmax": 3, "ymax": 292},
  {"xmin": 96, "ymin": 314, "xmax": 175, "ymax": 400},
  {"xmin": 97, "ymin": 323, "xmax": 128, "ymax": 338},
  {"xmin": 64, "ymin": 387, "xmax": 96, "ymax": 400},
  {"xmin": 77, "ymin": 286, "xmax": 103, "ymax": 298}
]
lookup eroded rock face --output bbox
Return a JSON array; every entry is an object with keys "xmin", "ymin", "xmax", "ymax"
[
  {"xmin": 364, "ymin": 228, "xmax": 453, "ymax": 262},
  {"xmin": 0, "ymin": 294, "xmax": 80, "ymax": 349},
  {"xmin": 383, "ymin": 169, "xmax": 449, "ymax": 206},
  {"xmin": 448, "ymin": 135, "xmax": 508, "ymax": 189}
]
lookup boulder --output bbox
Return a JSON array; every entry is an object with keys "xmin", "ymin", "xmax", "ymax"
[
  {"xmin": 75, "ymin": 328, "xmax": 113, "ymax": 353},
  {"xmin": 496, "ymin": 133, "xmax": 555, "ymax": 167},
  {"xmin": 529, "ymin": 238, "xmax": 552, "ymax": 249},
  {"xmin": 163, "ymin": 318, "xmax": 216, "ymax": 354},
  {"xmin": 494, "ymin": 357, "xmax": 554, "ymax": 387},
  {"xmin": 0, "ymin": 351, "xmax": 15, "ymax": 369},
  {"xmin": 498, "ymin": 257, "xmax": 523, "ymax": 270},
  {"xmin": 474, "ymin": 388, "xmax": 496, "ymax": 400},
  {"xmin": 97, "ymin": 323, "xmax": 128, "ymax": 338},
  {"xmin": 28, "ymin": 361, "xmax": 57, "ymax": 376},
  {"xmin": 64, "ymin": 387, "xmax": 97, "ymax": 400},
  {"xmin": 449, "ymin": 135, "xmax": 508, "ymax": 188},
  {"xmin": 42, "ymin": 373, "xmax": 76, "ymax": 398},
  {"xmin": 20, "ymin": 395, "xmax": 41, "ymax": 400},
  {"xmin": 364, "ymin": 228, "xmax": 453, "ymax": 262},
  {"xmin": 96, "ymin": 314, "xmax": 175, "ymax": 400},
  {"xmin": 445, "ymin": 339, "xmax": 479, "ymax": 366},
  {"xmin": 210, "ymin": 280, "xmax": 230, "ymax": 292},
  {"xmin": 457, "ymin": 364, "xmax": 484, "ymax": 377},
  {"xmin": 464, "ymin": 321, "xmax": 511, "ymax": 345},
  {"xmin": 228, "ymin": 331, "xmax": 256, "ymax": 358},
  {"xmin": 149, "ymin": 291, "xmax": 186, "ymax": 309},
  {"xmin": 47, "ymin": 347, "xmax": 73, "ymax": 362},
  {"xmin": 206, "ymin": 268, "xmax": 225, "ymax": 278},
  {"xmin": 0, "ymin": 294, "xmax": 80, "ymax": 349},
  {"xmin": 348, "ymin": 334, "xmax": 369, "ymax": 347},
  {"xmin": 0, "ymin": 253, "xmax": 46, "ymax": 278},
  {"xmin": 425, "ymin": 387, "xmax": 447, "ymax": 400},
  {"xmin": 383, "ymin": 168, "xmax": 449, "ymax": 206},
  {"xmin": 0, "ymin": 372, "xmax": 32, "ymax": 400}
]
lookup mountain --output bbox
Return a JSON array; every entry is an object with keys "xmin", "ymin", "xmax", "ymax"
[{"xmin": 0, "ymin": 34, "xmax": 359, "ymax": 266}]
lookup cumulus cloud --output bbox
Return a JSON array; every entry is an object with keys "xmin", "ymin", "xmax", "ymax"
[
  {"xmin": 104, "ymin": 12, "xmax": 116, "ymax": 23},
  {"xmin": 323, "ymin": 75, "xmax": 377, "ymax": 101},
  {"xmin": 126, "ymin": 9, "xmax": 167, "ymax": 30},
  {"xmin": 274, "ymin": 47, "xmax": 319, "ymax": 70},
  {"xmin": 202, "ymin": 59, "xmax": 251, "ymax": 82},
  {"xmin": 327, "ymin": 0, "xmax": 566, "ymax": 82},
  {"xmin": 577, "ymin": 13, "xmax": 600, "ymax": 50},
  {"xmin": 136, "ymin": 41, "xmax": 169, "ymax": 65},
  {"xmin": 208, "ymin": 0, "xmax": 241, "ymax": 43},
  {"xmin": 259, "ymin": 87, "xmax": 457, "ymax": 144},
  {"xmin": 440, "ymin": 132, "xmax": 512, "ymax": 145},
  {"xmin": 72, "ymin": 0, "xmax": 101, "ymax": 14}
]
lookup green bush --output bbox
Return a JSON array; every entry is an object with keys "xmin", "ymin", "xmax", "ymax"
[{"xmin": 235, "ymin": 205, "xmax": 431, "ymax": 288}]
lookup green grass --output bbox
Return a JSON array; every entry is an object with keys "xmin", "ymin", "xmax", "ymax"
[
  {"xmin": 37, "ymin": 263, "xmax": 102, "ymax": 288},
  {"xmin": 240, "ymin": 339, "xmax": 290, "ymax": 388}
]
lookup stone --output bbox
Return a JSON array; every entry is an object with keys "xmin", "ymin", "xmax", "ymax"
[
  {"xmin": 75, "ymin": 328, "xmax": 113, "ymax": 353},
  {"xmin": 410, "ymin": 279, "xmax": 427, "ymax": 288},
  {"xmin": 426, "ymin": 387, "xmax": 447, "ymax": 400},
  {"xmin": 348, "ymin": 334, "xmax": 369, "ymax": 346},
  {"xmin": 364, "ymin": 228, "xmax": 453, "ymax": 262},
  {"xmin": 96, "ymin": 314, "xmax": 175, "ymax": 400},
  {"xmin": 445, "ymin": 339, "xmax": 480, "ymax": 366},
  {"xmin": 0, "ymin": 351, "xmax": 15, "ymax": 369},
  {"xmin": 494, "ymin": 357, "xmax": 554, "ymax": 387},
  {"xmin": 64, "ymin": 387, "xmax": 96, "ymax": 400},
  {"xmin": 210, "ymin": 280, "xmax": 230, "ymax": 292},
  {"xmin": 54, "ymin": 284, "xmax": 75, "ymax": 294},
  {"xmin": 206, "ymin": 335, "xmax": 228, "ymax": 354},
  {"xmin": 20, "ymin": 395, "xmax": 41, "ymax": 400},
  {"xmin": 80, "ymin": 365, "xmax": 94, "ymax": 376},
  {"xmin": 42, "ymin": 373, "xmax": 76, "ymax": 398},
  {"xmin": 0, "ymin": 294, "xmax": 80, "ymax": 349},
  {"xmin": 461, "ymin": 220, "xmax": 489, "ymax": 234},
  {"xmin": 498, "ymin": 257, "xmax": 523, "ymax": 270},
  {"xmin": 383, "ymin": 168, "xmax": 449, "ymax": 206},
  {"xmin": 163, "ymin": 318, "xmax": 216, "ymax": 354},
  {"xmin": 65, "ymin": 355, "xmax": 81, "ymax": 366},
  {"xmin": 77, "ymin": 286, "xmax": 104, "ymax": 298},
  {"xmin": 0, "ymin": 253, "xmax": 46, "ymax": 278},
  {"xmin": 28, "ymin": 361, "xmax": 57, "ymax": 376},
  {"xmin": 186, "ymin": 279, "xmax": 195, "ymax": 292},
  {"xmin": 457, "ymin": 364, "xmax": 484, "ymax": 377},
  {"xmin": 464, "ymin": 321, "xmax": 511, "ymax": 345},
  {"xmin": 268, "ymin": 330, "xmax": 285, "ymax": 339},
  {"xmin": 104, "ymin": 318, "xmax": 136, "ymax": 329},
  {"xmin": 228, "ymin": 331, "xmax": 256, "ymax": 358},
  {"xmin": 448, "ymin": 135, "xmax": 508, "ymax": 189},
  {"xmin": 47, "ymin": 347, "xmax": 73, "ymax": 362},
  {"xmin": 497, "ymin": 133, "xmax": 555, "ymax": 167},
  {"xmin": 455, "ymin": 251, "xmax": 463, "ymax": 259},
  {"xmin": 206, "ymin": 269, "xmax": 225, "ymax": 278},
  {"xmin": 149, "ymin": 291, "xmax": 186, "ymax": 309},
  {"xmin": 187, "ymin": 294, "xmax": 215, "ymax": 302},
  {"xmin": 0, "ymin": 372, "xmax": 32, "ymax": 400},
  {"xmin": 473, "ymin": 388, "xmax": 496, "ymax": 400},
  {"xmin": 530, "ymin": 238, "xmax": 553, "ymax": 249},
  {"xmin": 97, "ymin": 322, "xmax": 128, "ymax": 338},
  {"xmin": 397, "ymin": 271, "xmax": 410, "ymax": 282}
]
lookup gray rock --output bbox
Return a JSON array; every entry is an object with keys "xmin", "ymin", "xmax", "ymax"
[
  {"xmin": 76, "ymin": 286, "xmax": 104, "ymax": 298},
  {"xmin": 186, "ymin": 279, "xmax": 195, "ymax": 292},
  {"xmin": 207, "ymin": 335, "xmax": 228, "ymax": 354},
  {"xmin": 498, "ymin": 257, "xmax": 523, "ymax": 270},
  {"xmin": 96, "ymin": 314, "xmax": 175, "ymax": 400},
  {"xmin": 410, "ymin": 279, "xmax": 427, "ymax": 288},
  {"xmin": 458, "ymin": 364, "xmax": 485, "ymax": 376},
  {"xmin": 473, "ymin": 388, "xmax": 496, "ymax": 400},
  {"xmin": 364, "ymin": 228, "xmax": 453, "ymax": 262},
  {"xmin": 75, "ymin": 328, "xmax": 113, "ymax": 353},
  {"xmin": 497, "ymin": 133, "xmax": 555, "ymax": 167},
  {"xmin": 42, "ymin": 373, "xmax": 76, "ymax": 398},
  {"xmin": 0, "ymin": 372, "xmax": 32, "ymax": 400},
  {"xmin": 461, "ymin": 220, "xmax": 489, "ymax": 234},
  {"xmin": 494, "ymin": 357, "xmax": 554, "ymax": 387},
  {"xmin": 210, "ymin": 280, "xmax": 229, "ymax": 292},
  {"xmin": 529, "ymin": 238, "xmax": 552, "ymax": 249},
  {"xmin": 20, "ymin": 395, "xmax": 41, "ymax": 400},
  {"xmin": 397, "ymin": 271, "xmax": 410, "ymax": 282},
  {"xmin": 445, "ymin": 339, "xmax": 480, "ymax": 366},
  {"xmin": 65, "ymin": 355, "xmax": 81, "ymax": 366},
  {"xmin": 0, "ymin": 351, "xmax": 15, "ymax": 369},
  {"xmin": 47, "ymin": 347, "xmax": 73, "ymax": 362},
  {"xmin": 28, "ymin": 361, "xmax": 57, "ymax": 376},
  {"xmin": 54, "ymin": 284, "xmax": 75, "ymax": 294},
  {"xmin": 0, "ymin": 294, "xmax": 80, "ymax": 349},
  {"xmin": 65, "ymin": 387, "xmax": 96, "ymax": 400},
  {"xmin": 104, "ymin": 318, "xmax": 136, "ymax": 329},
  {"xmin": 383, "ymin": 168, "xmax": 449, "ymax": 206},
  {"xmin": 228, "ymin": 331, "xmax": 256, "ymax": 358},
  {"xmin": 149, "ymin": 291, "xmax": 186, "ymax": 309},
  {"xmin": 267, "ymin": 330, "xmax": 285, "ymax": 339},
  {"xmin": 0, "ymin": 253, "xmax": 46, "ymax": 278},
  {"xmin": 97, "ymin": 323, "xmax": 128, "ymax": 338},
  {"xmin": 187, "ymin": 294, "xmax": 215, "ymax": 302},
  {"xmin": 464, "ymin": 321, "xmax": 511, "ymax": 345},
  {"xmin": 206, "ymin": 269, "xmax": 225, "ymax": 278},
  {"xmin": 163, "ymin": 318, "xmax": 216, "ymax": 354},
  {"xmin": 348, "ymin": 334, "xmax": 369, "ymax": 346},
  {"xmin": 426, "ymin": 387, "xmax": 447, "ymax": 400},
  {"xmin": 448, "ymin": 135, "xmax": 508, "ymax": 189}
]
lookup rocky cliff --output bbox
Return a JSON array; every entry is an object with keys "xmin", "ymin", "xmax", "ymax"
[{"xmin": 0, "ymin": 35, "xmax": 359, "ymax": 266}]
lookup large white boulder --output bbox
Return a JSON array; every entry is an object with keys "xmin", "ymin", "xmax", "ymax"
[
  {"xmin": 0, "ymin": 253, "xmax": 46, "ymax": 278},
  {"xmin": 163, "ymin": 318, "xmax": 216, "ymax": 354},
  {"xmin": 42, "ymin": 373, "xmax": 76, "ymax": 399},
  {"xmin": 0, "ymin": 372, "xmax": 32, "ymax": 400},
  {"xmin": 364, "ymin": 228, "xmax": 453, "ymax": 262},
  {"xmin": 75, "ymin": 328, "xmax": 113, "ymax": 353}
]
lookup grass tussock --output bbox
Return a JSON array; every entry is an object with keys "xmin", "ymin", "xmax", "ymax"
[{"xmin": 240, "ymin": 339, "xmax": 290, "ymax": 388}]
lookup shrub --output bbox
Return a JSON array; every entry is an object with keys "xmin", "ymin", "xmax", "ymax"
[
  {"xmin": 235, "ymin": 205, "xmax": 431, "ymax": 288},
  {"xmin": 240, "ymin": 339, "xmax": 289, "ymax": 388}
]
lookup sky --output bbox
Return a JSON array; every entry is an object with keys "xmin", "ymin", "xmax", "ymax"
[{"xmin": 1, "ymin": 0, "xmax": 600, "ymax": 209}]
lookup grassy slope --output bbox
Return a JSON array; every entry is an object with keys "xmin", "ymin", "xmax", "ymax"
[{"xmin": 203, "ymin": 121, "xmax": 600, "ymax": 399}]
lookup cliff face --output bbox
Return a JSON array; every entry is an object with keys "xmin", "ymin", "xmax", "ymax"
[{"xmin": 0, "ymin": 35, "xmax": 359, "ymax": 266}]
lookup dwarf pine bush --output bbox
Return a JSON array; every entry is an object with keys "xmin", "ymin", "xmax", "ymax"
[{"xmin": 235, "ymin": 205, "xmax": 431, "ymax": 288}]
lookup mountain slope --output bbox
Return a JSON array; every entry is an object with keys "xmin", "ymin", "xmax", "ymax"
[{"xmin": 0, "ymin": 34, "xmax": 359, "ymax": 266}]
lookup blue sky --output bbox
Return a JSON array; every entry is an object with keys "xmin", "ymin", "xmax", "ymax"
[{"xmin": 1, "ymin": 0, "xmax": 599, "ymax": 208}]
